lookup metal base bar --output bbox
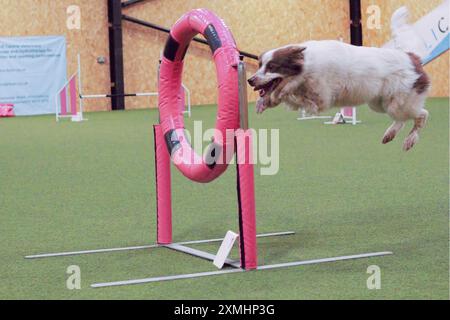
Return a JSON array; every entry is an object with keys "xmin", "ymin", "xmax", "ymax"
[
  {"xmin": 25, "ymin": 231, "xmax": 295, "ymax": 259},
  {"xmin": 256, "ymin": 251, "xmax": 392, "ymax": 270},
  {"xmin": 165, "ymin": 244, "xmax": 241, "ymax": 268},
  {"xmin": 324, "ymin": 121, "xmax": 362, "ymax": 125},
  {"xmin": 91, "ymin": 251, "xmax": 393, "ymax": 288},
  {"xmin": 298, "ymin": 116, "xmax": 332, "ymax": 120},
  {"xmin": 92, "ymin": 268, "xmax": 244, "ymax": 288}
]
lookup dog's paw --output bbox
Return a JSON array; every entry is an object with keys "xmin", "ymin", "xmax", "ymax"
[
  {"xmin": 382, "ymin": 131, "xmax": 396, "ymax": 144},
  {"xmin": 305, "ymin": 105, "xmax": 319, "ymax": 116},
  {"xmin": 403, "ymin": 132, "xmax": 419, "ymax": 151},
  {"xmin": 256, "ymin": 98, "xmax": 266, "ymax": 114}
]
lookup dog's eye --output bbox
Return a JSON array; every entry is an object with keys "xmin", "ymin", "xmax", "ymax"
[{"xmin": 266, "ymin": 62, "xmax": 275, "ymax": 72}]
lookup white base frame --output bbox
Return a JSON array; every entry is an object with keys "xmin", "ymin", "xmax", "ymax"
[
  {"xmin": 324, "ymin": 107, "xmax": 361, "ymax": 126},
  {"xmin": 92, "ymin": 251, "xmax": 392, "ymax": 288},
  {"xmin": 25, "ymin": 231, "xmax": 294, "ymax": 259},
  {"xmin": 298, "ymin": 108, "xmax": 361, "ymax": 125},
  {"xmin": 25, "ymin": 231, "xmax": 392, "ymax": 289},
  {"xmin": 297, "ymin": 109, "xmax": 332, "ymax": 121}
]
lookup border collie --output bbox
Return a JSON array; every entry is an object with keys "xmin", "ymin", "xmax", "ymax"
[{"xmin": 248, "ymin": 7, "xmax": 430, "ymax": 151}]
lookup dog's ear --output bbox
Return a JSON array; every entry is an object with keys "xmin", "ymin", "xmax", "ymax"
[
  {"xmin": 258, "ymin": 51, "xmax": 267, "ymax": 69},
  {"xmin": 287, "ymin": 46, "xmax": 306, "ymax": 58},
  {"xmin": 269, "ymin": 46, "xmax": 306, "ymax": 76},
  {"xmin": 284, "ymin": 46, "xmax": 306, "ymax": 65}
]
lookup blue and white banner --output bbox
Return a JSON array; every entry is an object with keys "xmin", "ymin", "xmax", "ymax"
[
  {"xmin": 0, "ymin": 36, "xmax": 67, "ymax": 116},
  {"xmin": 384, "ymin": 0, "xmax": 449, "ymax": 65},
  {"xmin": 414, "ymin": 0, "xmax": 449, "ymax": 64}
]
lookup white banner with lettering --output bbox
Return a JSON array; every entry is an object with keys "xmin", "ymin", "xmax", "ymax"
[{"xmin": 0, "ymin": 36, "xmax": 67, "ymax": 116}]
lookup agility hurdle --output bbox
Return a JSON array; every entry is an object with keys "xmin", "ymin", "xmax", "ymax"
[
  {"xmin": 26, "ymin": 9, "xmax": 392, "ymax": 288},
  {"xmin": 77, "ymin": 52, "xmax": 192, "ymax": 117},
  {"xmin": 55, "ymin": 72, "xmax": 85, "ymax": 122},
  {"xmin": 299, "ymin": 107, "xmax": 361, "ymax": 125},
  {"xmin": 323, "ymin": 107, "xmax": 361, "ymax": 125},
  {"xmin": 340, "ymin": 107, "xmax": 361, "ymax": 125},
  {"xmin": 55, "ymin": 54, "xmax": 86, "ymax": 122},
  {"xmin": 64, "ymin": 54, "xmax": 191, "ymax": 118}
]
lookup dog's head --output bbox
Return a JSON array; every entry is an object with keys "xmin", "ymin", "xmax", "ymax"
[{"xmin": 248, "ymin": 45, "xmax": 306, "ymax": 111}]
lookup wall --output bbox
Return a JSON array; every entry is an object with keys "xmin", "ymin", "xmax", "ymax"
[
  {"xmin": 0, "ymin": 0, "xmax": 448, "ymax": 112},
  {"xmin": 0, "ymin": 0, "xmax": 111, "ymax": 112},
  {"xmin": 122, "ymin": 0, "xmax": 351, "ymax": 109}
]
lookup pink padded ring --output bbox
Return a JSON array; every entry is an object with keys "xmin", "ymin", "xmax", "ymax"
[{"xmin": 158, "ymin": 9, "xmax": 241, "ymax": 183}]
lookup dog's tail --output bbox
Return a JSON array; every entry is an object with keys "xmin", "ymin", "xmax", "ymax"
[
  {"xmin": 389, "ymin": 6, "xmax": 428, "ymax": 59},
  {"xmin": 391, "ymin": 6, "xmax": 410, "ymax": 33}
]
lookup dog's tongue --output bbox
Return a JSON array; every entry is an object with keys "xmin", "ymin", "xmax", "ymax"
[{"xmin": 259, "ymin": 89, "xmax": 265, "ymax": 97}]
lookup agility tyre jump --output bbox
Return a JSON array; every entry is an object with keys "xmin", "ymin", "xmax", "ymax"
[{"xmin": 155, "ymin": 8, "xmax": 257, "ymax": 269}]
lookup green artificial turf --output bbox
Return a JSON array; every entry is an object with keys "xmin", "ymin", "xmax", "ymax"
[{"xmin": 0, "ymin": 98, "xmax": 448, "ymax": 300}]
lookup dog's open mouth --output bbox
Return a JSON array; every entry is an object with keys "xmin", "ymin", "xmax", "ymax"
[{"xmin": 253, "ymin": 78, "xmax": 282, "ymax": 97}]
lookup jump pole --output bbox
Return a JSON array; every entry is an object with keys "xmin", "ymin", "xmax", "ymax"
[
  {"xmin": 26, "ymin": 9, "xmax": 392, "ymax": 289},
  {"xmin": 77, "ymin": 54, "xmax": 84, "ymax": 119},
  {"xmin": 76, "ymin": 53, "xmax": 190, "ymax": 115}
]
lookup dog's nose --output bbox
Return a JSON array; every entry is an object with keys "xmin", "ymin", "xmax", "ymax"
[{"xmin": 248, "ymin": 76, "xmax": 256, "ymax": 87}]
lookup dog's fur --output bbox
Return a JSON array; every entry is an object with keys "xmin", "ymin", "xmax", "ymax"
[{"xmin": 248, "ymin": 8, "xmax": 430, "ymax": 151}]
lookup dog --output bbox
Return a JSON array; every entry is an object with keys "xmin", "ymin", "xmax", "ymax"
[{"xmin": 248, "ymin": 7, "xmax": 430, "ymax": 151}]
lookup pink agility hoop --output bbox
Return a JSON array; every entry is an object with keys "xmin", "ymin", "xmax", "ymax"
[
  {"xmin": 156, "ymin": 9, "xmax": 257, "ymax": 270},
  {"xmin": 159, "ymin": 8, "xmax": 240, "ymax": 183}
]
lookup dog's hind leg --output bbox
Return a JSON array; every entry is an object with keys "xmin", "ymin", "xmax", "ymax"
[
  {"xmin": 381, "ymin": 99, "xmax": 406, "ymax": 144},
  {"xmin": 382, "ymin": 121, "xmax": 405, "ymax": 144},
  {"xmin": 403, "ymin": 109, "xmax": 428, "ymax": 151}
]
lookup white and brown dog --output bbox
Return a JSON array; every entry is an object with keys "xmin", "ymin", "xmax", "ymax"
[{"xmin": 248, "ymin": 8, "xmax": 430, "ymax": 151}]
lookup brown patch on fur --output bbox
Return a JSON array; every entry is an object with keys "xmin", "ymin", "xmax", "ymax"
[
  {"xmin": 268, "ymin": 46, "xmax": 306, "ymax": 76},
  {"xmin": 257, "ymin": 53, "xmax": 264, "ymax": 69},
  {"xmin": 407, "ymin": 52, "xmax": 430, "ymax": 94}
]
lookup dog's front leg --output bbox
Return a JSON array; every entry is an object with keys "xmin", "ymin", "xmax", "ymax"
[
  {"xmin": 303, "ymin": 100, "xmax": 319, "ymax": 115},
  {"xmin": 286, "ymin": 93, "xmax": 319, "ymax": 114},
  {"xmin": 255, "ymin": 98, "xmax": 268, "ymax": 114},
  {"xmin": 256, "ymin": 91, "xmax": 283, "ymax": 114}
]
